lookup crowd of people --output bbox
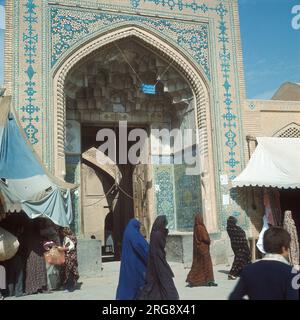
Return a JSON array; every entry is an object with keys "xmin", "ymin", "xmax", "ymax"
[
  {"xmin": 0, "ymin": 209, "xmax": 299, "ymax": 300},
  {"xmin": 116, "ymin": 211, "xmax": 299, "ymax": 300},
  {"xmin": 0, "ymin": 215, "xmax": 79, "ymax": 300}
]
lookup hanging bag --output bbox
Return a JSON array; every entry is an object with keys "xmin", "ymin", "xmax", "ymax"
[
  {"xmin": 44, "ymin": 246, "xmax": 66, "ymax": 265},
  {"xmin": 0, "ymin": 226, "xmax": 20, "ymax": 261}
]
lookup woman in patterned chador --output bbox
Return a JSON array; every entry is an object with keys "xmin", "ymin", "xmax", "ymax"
[
  {"xmin": 226, "ymin": 216, "xmax": 251, "ymax": 280},
  {"xmin": 283, "ymin": 210, "xmax": 299, "ymax": 269},
  {"xmin": 59, "ymin": 227, "xmax": 79, "ymax": 292},
  {"xmin": 25, "ymin": 220, "xmax": 47, "ymax": 295}
]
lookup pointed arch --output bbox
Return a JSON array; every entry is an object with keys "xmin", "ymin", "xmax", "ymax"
[{"xmin": 51, "ymin": 25, "xmax": 218, "ymax": 232}]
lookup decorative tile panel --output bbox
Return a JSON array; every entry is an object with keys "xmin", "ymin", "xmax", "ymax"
[
  {"xmin": 50, "ymin": 7, "xmax": 210, "ymax": 79},
  {"xmin": 153, "ymin": 165, "xmax": 176, "ymax": 230},
  {"xmin": 21, "ymin": 0, "xmax": 39, "ymax": 144},
  {"xmin": 174, "ymin": 164, "xmax": 202, "ymax": 231},
  {"xmin": 126, "ymin": 0, "xmax": 242, "ymax": 227},
  {"xmin": 65, "ymin": 155, "xmax": 81, "ymax": 234}
]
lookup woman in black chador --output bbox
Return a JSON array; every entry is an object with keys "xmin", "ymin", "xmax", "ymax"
[{"xmin": 139, "ymin": 215, "xmax": 179, "ymax": 300}]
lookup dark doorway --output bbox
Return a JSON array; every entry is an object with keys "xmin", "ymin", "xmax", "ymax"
[
  {"xmin": 112, "ymin": 163, "xmax": 134, "ymax": 260},
  {"xmin": 82, "ymin": 125, "xmax": 145, "ymax": 260}
]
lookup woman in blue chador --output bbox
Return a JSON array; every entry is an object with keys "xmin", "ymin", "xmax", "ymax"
[{"xmin": 116, "ymin": 218, "xmax": 149, "ymax": 300}]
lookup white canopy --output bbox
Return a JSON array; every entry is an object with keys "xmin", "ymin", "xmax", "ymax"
[{"xmin": 232, "ymin": 137, "xmax": 300, "ymax": 189}]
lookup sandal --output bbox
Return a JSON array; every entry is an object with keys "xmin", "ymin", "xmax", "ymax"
[{"xmin": 208, "ymin": 281, "xmax": 218, "ymax": 287}]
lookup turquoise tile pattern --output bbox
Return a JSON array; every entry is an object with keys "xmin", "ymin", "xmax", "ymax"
[
  {"xmin": 50, "ymin": 8, "xmax": 210, "ymax": 79},
  {"xmin": 22, "ymin": 0, "xmax": 40, "ymax": 144},
  {"xmin": 174, "ymin": 164, "xmax": 202, "ymax": 231},
  {"xmin": 65, "ymin": 155, "xmax": 81, "ymax": 234},
  {"xmin": 153, "ymin": 165, "xmax": 176, "ymax": 230}
]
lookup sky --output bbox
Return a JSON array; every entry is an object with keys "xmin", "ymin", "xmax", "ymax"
[
  {"xmin": 0, "ymin": 0, "xmax": 299, "ymax": 99},
  {"xmin": 238, "ymin": 0, "xmax": 300, "ymax": 99}
]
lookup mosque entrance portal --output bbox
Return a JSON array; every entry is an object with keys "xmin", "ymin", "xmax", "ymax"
[{"xmin": 64, "ymin": 36, "xmax": 211, "ymax": 260}]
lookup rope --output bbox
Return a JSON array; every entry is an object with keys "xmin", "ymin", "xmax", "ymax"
[
  {"xmin": 83, "ymin": 183, "xmax": 116, "ymax": 207},
  {"xmin": 155, "ymin": 60, "xmax": 174, "ymax": 86},
  {"xmin": 114, "ymin": 42, "xmax": 143, "ymax": 85},
  {"xmin": 83, "ymin": 182, "xmax": 134, "ymax": 206},
  {"xmin": 114, "ymin": 42, "xmax": 174, "ymax": 90},
  {"xmin": 117, "ymin": 185, "xmax": 134, "ymax": 200}
]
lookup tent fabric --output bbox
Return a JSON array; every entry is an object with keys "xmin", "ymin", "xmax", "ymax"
[
  {"xmin": 21, "ymin": 188, "xmax": 72, "ymax": 227},
  {"xmin": 0, "ymin": 97, "xmax": 76, "ymax": 190},
  {"xmin": 0, "ymin": 96, "xmax": 75, "ymax": 227},
  {"xmin": 0, "ymin": 181, "xmax": 72, "ymax": 227},
  {"xmin": 0, "ymin": 179, "xmax": 23, "ymax": 213},
  {"xmin": 0, "ymin": 111, "xmax": 45, "ymax": 179},
  {"xmin": 6, "ymin": 175, "xmax": 52, "ymax": 201},
  {"xmin": 232, "ymin": 137, "xmax": 300, "ymax": 189}
]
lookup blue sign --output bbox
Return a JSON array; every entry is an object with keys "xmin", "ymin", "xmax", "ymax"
[{"xmin": 141, "ymin": 84, "xmax": 156, "ymax": 95}]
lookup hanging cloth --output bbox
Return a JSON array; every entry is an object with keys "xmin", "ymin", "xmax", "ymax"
[
  {"xmin": 256, "ymin": 214, "xmax": 269, "ymax": 254},
  {"xmin": 0, "ymin": 96, "xmax": 76, "ymax": 227}
]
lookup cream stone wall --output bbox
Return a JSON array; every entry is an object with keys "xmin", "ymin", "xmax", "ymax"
[
  {"xmin": 4, "ymin": 0, "xmax": 13, "ymax": 96},
  {"xmin": 243, "ymin": 99, "xmax": 300, "ymax": 138}
]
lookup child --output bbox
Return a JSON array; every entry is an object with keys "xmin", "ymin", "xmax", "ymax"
[{"xmin": 229, "ymin": 227, "xmax": 299, "ymax": 300}]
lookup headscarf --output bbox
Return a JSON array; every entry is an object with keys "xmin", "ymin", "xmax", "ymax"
[
  {"xmin": 227, "ymin": 216, "xmax": 237, "ymax": 228},
  {"xmin": 195, "ymin": 214, "xmax": 204, "ymax": 225},
  {"xmin": 226, "ymin": 216, "xmax": 248, "ymax": 252},
  {"xmin": 283, "ymin": 211, "xmax": 300, "ymax": 268},
  {"xmin": 122, "ymin": 219, "xmax": 149, "ymax": 264},
  {"xmin": 193, "ymin": 213, "xmax": 211, "ymax": 253},
  {"xmin": 151, "ymin": 215, "xmax": 168, "ymax": 233},
  {"xmin": 149, "ymin": 215, "xmax": 169, "ymax": 256}
]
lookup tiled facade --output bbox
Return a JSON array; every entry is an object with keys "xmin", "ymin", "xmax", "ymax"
[
  {"xmin": 4, "ymin": 0, "xmax": 247, "ymax": 242},
  {"xmin": 5, "ymin": 0, "xmax": 300, "ymax": 261}
]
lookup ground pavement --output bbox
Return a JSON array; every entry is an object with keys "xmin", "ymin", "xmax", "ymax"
[{"xmin": 5, "ymin": 261, "xmax": 237, "ymax": 300}]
